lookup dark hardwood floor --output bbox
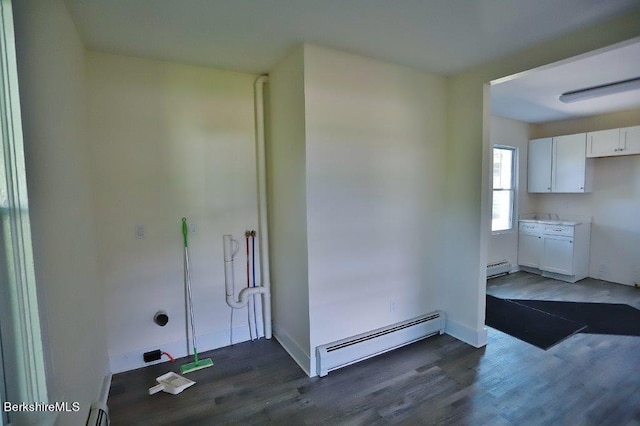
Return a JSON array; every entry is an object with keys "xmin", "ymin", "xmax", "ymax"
[{"xmin": 108, "ymin": 272, "xmax": 640, "ymax": 425}]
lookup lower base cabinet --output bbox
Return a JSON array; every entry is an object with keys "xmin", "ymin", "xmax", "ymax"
[{"xmin": 518, "ymin": 221, "xmax": 591, "ymax": 283}]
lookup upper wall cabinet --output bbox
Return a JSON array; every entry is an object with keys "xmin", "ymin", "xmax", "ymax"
[
  {"xmin": 587, "ymin": 125, "xmax": 640, "ymax": 158},
  {"xmin": 528, "ymin": 137, "xmax": 553, "ymax": 193},
  {"xmin": 528, "ymin": 133, "xmax": 593, "ymax": 193},
  {"xmin": 586, "ymin": 128, "xmax": 619, "ymax": 157}
]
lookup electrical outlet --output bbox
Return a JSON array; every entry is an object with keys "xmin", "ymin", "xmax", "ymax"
[
  {"xmin": 189, "ymin": 223, "xmax": 196, "ymax": 234},
  {"xmin": 143, "ymin": 350, "xmax": 162, "ymax": 363},
  {"xmin": 390, "ymin": 300, "xmax": 396, "ymax": 312},
  {"xmin": 135, "ymin": 225, "xmax": 145, "ymax": 239}
]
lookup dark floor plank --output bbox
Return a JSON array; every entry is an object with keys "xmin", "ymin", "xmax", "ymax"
[{"xmin": 109, "ymin": 272, "xmax": 640, "ymax": 425}]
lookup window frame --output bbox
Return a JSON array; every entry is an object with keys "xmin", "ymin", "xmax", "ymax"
[
  {"xmin": 1, "ymin": 0, "xmax": 50, "ymax": 420},
  {"xmin": 491, "ymin": 145, "xmax": 517, "ymax": 234}
]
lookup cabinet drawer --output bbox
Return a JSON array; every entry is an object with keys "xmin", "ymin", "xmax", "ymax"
[
  {"xmin": 519, "ymin": 222, "xmax": 543, "ymax": 233},
  {"xmin": 543, "ymin": 225, "xmax": 574, "ymax": 237}
]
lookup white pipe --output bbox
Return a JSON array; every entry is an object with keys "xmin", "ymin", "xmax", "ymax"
[
  {"xmin": 254, "ymin": 75, "xmax": 272, "ymax": 339},
  {"xmin": 222, "ymin": 76, "xmax": 272, "ymax": 341},
  {"xmin": 251, "ymin": 235, "xmax": 260, "ymax": 339},
  {"xmin": 224, "ymin": 234, "xmax": 267, "ymax": 310},
  {"xmin": 248, "ymin": 289, "xmax": 256, "ymax": 340},
  {"xmin": 227, "ymin": 286, "xmax": 266, "ymax": 310},
  {"xmin": 223, "ymin": 234, "xmax": 237, "ymax": 300},
  {"xmin": 223, "ymin": 234, "xmax": 242, "ymax": 309}
]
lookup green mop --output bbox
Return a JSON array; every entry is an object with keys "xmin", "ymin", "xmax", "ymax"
[{"xmin": 180, "ymin": 217, "xmax": 213, "ymax": 374}]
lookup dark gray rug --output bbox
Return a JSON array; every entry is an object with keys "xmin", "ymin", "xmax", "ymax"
[
  {"xmin": 486, "ymin": 295, "xmax": 586, "ymax": 350},
  {"xmin": 508, "ymin": 298, "xmax": 640, "ymax": 336}
]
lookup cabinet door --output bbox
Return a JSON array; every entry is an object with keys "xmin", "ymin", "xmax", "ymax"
[
  {"xmin": 621, "ymin": 125, "xmax": 640, "ymax": 156},
  {"xmin": 541, "ymin": 236, "xmax": 574, "ymax": 275},
  {"xmin": 518, "ymin": 233, "xmax": 543, "ymax": 268},
  {"xmin": 586, "ymin": 128, "xmax": 620, "ymax": 157},
  {"xmin": 528, "ymin": 138, "xmax": 552, "ymax": 193},
  {"xmin": 553, "ymin": 133, "xmax": 587, "ymax": 193}
]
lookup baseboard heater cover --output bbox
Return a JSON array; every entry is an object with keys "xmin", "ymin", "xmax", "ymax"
[
  {"xmin": 86, "ymin": 374, "xmax": 111, "ymax": 426},
  {"xmin": 487, "ymin": 260, "xmax": 511, "ymax": 278},
  {"xmin": 316, "ymin": 311, "xmax": 446, "ymax": 377},
  {"xmin": 86, "ymin": 402, "xmax": 109, "ymax": 426}
]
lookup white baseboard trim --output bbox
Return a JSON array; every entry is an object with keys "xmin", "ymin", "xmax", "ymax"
[
  {"xmin": 108, "ymin": 323, "xmax": 263, "ymax": 373},
  {"xmin": 272, "ymin": 325, "xmax": 312, "ymax": 377},
  {"xmin": 445, "ymin": 319, "xmax": 488, "ymax": 348},
  {"xmin": 99, "ymin": 373, "xmax": 111, "ymax": 404}
]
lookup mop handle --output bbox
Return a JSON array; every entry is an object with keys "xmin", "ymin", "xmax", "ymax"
[{"xmin": 182, "ymin": 218, "xmax": 197, "ymax": 352}]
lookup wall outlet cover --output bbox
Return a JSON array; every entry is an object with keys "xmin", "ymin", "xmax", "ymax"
[{"xmin": 143, "ymin": 350, "xmax": 162, "ymax": 362}]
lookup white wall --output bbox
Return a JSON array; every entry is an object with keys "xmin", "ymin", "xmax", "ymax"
[
  {"xmin": 13, "ymin": 0, "xmax": 108, "ymax": 424},
  {"xmin": 488, "ymin": 115, "xmax": 533, "ymax": 269},
  {"xmin": 267, "ymin": 46, "xmax": 312, "ymax": 373},
  {"xmin": 268, "ymin": 44, "xmax": 447, "ymax": 376},
  {"xmin": 302, "ymin": 45, "xmax": 447, "ymax": 371},
  {"xmin": 443, "ymin": 75, "xmax": 490, "ymax": 347},
  {"xmin": 86, "ymin": 52, "xmax": 260, "ymax": 372},
  {"xmin": 530, "ymin": 109, "xmax": 640, "ymax": 286},
  {"xmin": 445, "ymin": 9, "xmax": 640, "ymax": 347}
]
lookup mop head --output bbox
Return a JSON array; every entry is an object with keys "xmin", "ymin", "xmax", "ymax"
[{"xmin": 180, "ymin": 357, "xmax": 213, "ymax": 374}]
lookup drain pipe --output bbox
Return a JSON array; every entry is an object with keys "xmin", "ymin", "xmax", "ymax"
[
  {"xmin": 224, "ymin": 234, "xmax": 265, "ymax": 309},
  {"xmin": 223, "ymin": 74, "xmax": 272, "ymax": 338},
  {"xmin": 254, "ymin": 75, "xmax": 272, "ymax": 339}
]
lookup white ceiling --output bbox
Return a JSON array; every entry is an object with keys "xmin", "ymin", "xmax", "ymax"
[
  {"xmin": 65, "ymin": 0, "xmax": 640, "ymax": 75},
  {"xmin": 65, "ymin": 0, "xmax": 640, "ymax": 123},
  {"xmin": 491, "ymin": 38, "xmax": 640, "ymax": 123}
]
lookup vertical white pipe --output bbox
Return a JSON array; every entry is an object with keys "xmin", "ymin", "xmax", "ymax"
[
  {"xmin": 254, "ymin": 75, "xmax": 272, "ymax": 339},
  {"xmin": 248, "ymin": 289, "xmax": 256, "ymax": 340},
  {"xmin": 223, "ymin": 235, "xmax": 236, "ymax": 300},
  {"xmin": 251, "ymin": 235, "xmax": 260, "ymax": 339}
]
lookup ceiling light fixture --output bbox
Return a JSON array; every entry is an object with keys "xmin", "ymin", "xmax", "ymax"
[{"xmin": 559, "ymin": 76, "xmax": 640, "ymax": 103}]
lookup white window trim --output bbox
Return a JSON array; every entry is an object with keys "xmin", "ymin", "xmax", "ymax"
[
  {"xmin": 491, "ymin": 145, "xmax": 517, "ymax": 234},
  {"xmin": 1, "ymin": 0, "xmax": 49, "ymax": 419}
]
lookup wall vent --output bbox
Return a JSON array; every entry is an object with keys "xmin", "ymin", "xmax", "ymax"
[
  {"xmin": 487, "ymin": 260, "xmax": 511, "ymax": 278},
  {"xmin": 316, "ymin": 311, "xmax": 445, "ymax": 377}
]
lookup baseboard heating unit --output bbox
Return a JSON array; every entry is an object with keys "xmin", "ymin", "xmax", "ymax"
[
  {"xmin": 316, "ymin": 311, "xmax": 446, "ymax": 377},
  {"xmin": 86, "ymin": 403, "xmax": 109, "ymax": 426},
  {"xmin": 487, "ymin": 260, "xmax": 511, "ymax": 278}
]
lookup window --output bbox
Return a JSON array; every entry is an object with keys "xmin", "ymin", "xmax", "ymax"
[
  {"xmin": 492, "ymin": 146, "xmax": 516, "ymax": 232},
  {"xmin": 1, "ymin": 0, "xmax": 49, "ymax": 418}
]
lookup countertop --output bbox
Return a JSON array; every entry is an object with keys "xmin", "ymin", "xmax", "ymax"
[{"xmin": 519, "ymin": 219, "xmax": 582, "ymax": 226}]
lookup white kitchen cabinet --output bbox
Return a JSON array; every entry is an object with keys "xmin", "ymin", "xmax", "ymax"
[
  {"xmin": 587, "ymin": 128, "xmax": 620, "ymax": 157},
  {"xmin": 621, "ymin": 125, "xmax": 640, "ymax": 156},
  {"xmin": 528, "ymin": 134, "xmax": 592, "ymax": 193},
  {"xmin": 528, "ymin": 138, "xmax": 553, "ymax": 192},
  {"xmin": 553, "ymin": 133, "xmax": 591, "ymax": 193},
  {"xmin": 517, "ymin": 220, "xmax": 591, "ymax": 283},
  {"xmin": 587, "ymin": 125, "xmax": 640, "ymax": 157},
  {"xmin": 541, "ymin": 236, "xmax": 574, "ymax": 275},
  {"xmin": 517, "ymin": 223, "xmax": 543, "ymax": 268}
]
